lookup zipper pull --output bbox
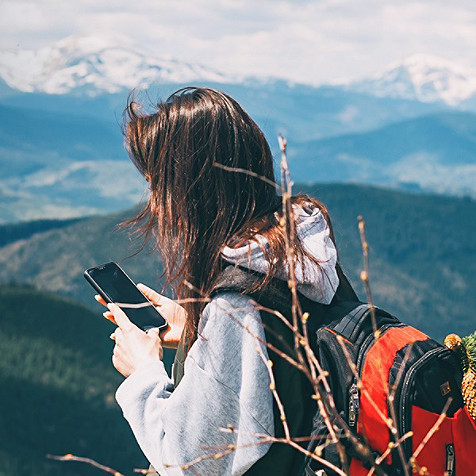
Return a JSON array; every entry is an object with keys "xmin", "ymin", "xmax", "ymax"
[
  {"xmin": 445, "ymin": 444, "xmax": 455, "ymax": 476},
  {"xmin": 348, "ymin": 382, "xmax": 360, "ymax": 427}
]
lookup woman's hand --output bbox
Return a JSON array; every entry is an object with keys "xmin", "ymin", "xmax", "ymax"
[
  {"xmin": 136, "ymin": 284, "xmax": 186, "ymax": 348},
  {"xmin": 108, "ymin": 303, "xmax": 163, "ymax": 378},
  {"xmin": 96, "ymin": 283, "xmax": 186, "ymax": 349}
]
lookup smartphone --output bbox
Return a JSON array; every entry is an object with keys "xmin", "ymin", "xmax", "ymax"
[{"xmin": 84, "ymin": 262, "xmax": 168, "ymax": 331}]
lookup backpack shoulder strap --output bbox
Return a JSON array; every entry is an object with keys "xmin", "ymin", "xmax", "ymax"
[{"xmin": 335, "ymin": 262, "xmax": 359, "ymax": 302}]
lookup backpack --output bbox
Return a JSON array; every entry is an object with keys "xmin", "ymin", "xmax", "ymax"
[
  {"xmin": 306, "ymin": 302, "xmax": 476, "ymax": 476},
  {"xmin": 211, "ymin": 265, "xmax": 476, "ymax": 476}
]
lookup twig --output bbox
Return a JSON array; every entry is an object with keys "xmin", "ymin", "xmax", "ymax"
[
  {"xmin": 168, "ymin": 428, "xmax": 349, "ymax": 476},
  {"xmin": 366, "ymin": 431, "xmax": 413, "ymax": 476},
  {"xmin": 255, "ymin": 342, "xmax": 291, "ymax": 439},
  {"xmin": 133, "ymin": 469, "xmax": 159, "ymax": 475},
  {"xmin": 278, "ymin": 135, "xmax": 349, "ymax": 470},
  {"xmin": 357, "ymin": 216, "xmax": 378, "ymax": 337},
  {"xmin": 212, "ymin": 162, "xmax": 280, "ymax": 190},
  {"xmin": 387, "ymin": 394, "xmax": 410, "ymax": 476},
  {"xmin": 47, "ymin": 454, "xmax": 124, "ymax": 475},
  {"xmin": 357, "ymin": 215, "xmax": 411, "ymax": 473}
]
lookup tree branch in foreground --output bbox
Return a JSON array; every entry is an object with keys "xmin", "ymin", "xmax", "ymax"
[{"xmin": 46, "ymin": 454, "xmax": 126, "ymax": 475}]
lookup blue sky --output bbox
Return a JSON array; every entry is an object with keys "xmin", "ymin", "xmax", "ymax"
[{"xmin": 1, "ymin": 0, "xmax": 475, "ymax": 84}]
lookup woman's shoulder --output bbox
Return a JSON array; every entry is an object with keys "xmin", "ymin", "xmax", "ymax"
[
  {"xmin": 184, "ymin": 291, "xmax": 270, "ymax": 399},
  {"xmin": 187, "ymin": 292, "xmax": 265, "ymax": 368},
  {"xmin": 199, "ymin": 291, "xmax": 261, "ymax": 332}
]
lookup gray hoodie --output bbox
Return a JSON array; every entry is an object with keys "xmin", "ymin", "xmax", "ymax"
[{"xmin": 115, "ymin": 204, "xmax": 339, "ymax": 475}]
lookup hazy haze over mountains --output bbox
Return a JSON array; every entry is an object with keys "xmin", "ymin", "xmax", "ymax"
[{"xmin": 2, "ymin": 3, "xmax": 475, "ymax": 472}]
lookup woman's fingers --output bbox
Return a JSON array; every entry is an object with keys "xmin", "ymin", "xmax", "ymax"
[
  {"xmin": 103, "ymin": 311, "xmax": 117, "ymax": 325},
  {"xmin": 109, "ymin": 318, "xmax": 163, "ymax": 376},
  {"xmin": 107, "ymin": 303, "xmax": 135, "ymax": 332},
  {"xmin": 137, "ymin": 283, "xmax": 164, "ymax": 306},
  {"xmin": 134, "ymin": 283, "xmax": 186, "ymax": 349},
  {"xmin": 94, "ymin": 294, "xmax": 108, "ymax": 307}
]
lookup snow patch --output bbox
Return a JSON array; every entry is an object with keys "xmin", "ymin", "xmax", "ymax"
[
  {"xmin": 346, "ymin": 54, "xmax": 476, "ymax": 106},
  {"xmin": 0, "ymin": 35, "xmax": 237, "ymax": 96}
]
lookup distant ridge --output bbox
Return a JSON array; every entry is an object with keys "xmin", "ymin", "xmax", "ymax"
[
  {"xmin": 290, "ymin": 111, "xmax": 476, "ymax": 197},
  {"xmin": 0, "ymin": 217, "xmax": 86, "ymax": 247},
  {"xmin": 0, "ymin": 183, "xmax": 474, "ymax": 342}
]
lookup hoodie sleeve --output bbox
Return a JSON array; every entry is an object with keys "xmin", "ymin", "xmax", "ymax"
[{"xmin": 115, "ymin": 292, "xmax": 274, "ymax": 476}]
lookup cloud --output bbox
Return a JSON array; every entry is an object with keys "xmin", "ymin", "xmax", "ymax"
[{"xmin": 1, "ymin": 0, "xmax": 475, "ymax": 84}]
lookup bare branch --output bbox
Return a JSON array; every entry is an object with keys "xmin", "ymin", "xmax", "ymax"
[
  {"xmin": 169, "ymin": 427, "xmax": 349, "ymax": 476},
  {"xmin": 357, "ymin": 216, "xmax": 378, "ymax": 337},
  {"xmin": 212, "ymin": 162, "xmax": 280, "ymax": 190},
  {"xmin": 255, "ymin": 342, "xmax": 291, "ymax": 439},
  {"xmin": 47, "ymin": 454, "xmax": 124, "ymax": 475},
  {"xmin": 357, "ymin": 215, "xmax": 412, "ymax": 473},
  {"xmin": 366, "ymin": 431, "xmax": 413, "ymax": 476}
]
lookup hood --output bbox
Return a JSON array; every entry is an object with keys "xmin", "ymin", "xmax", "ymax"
[{"xmin": 221, "ymin": 203, "xmax": 339, "ymax": 304}]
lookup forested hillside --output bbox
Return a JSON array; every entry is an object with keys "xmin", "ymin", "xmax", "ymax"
[
  {"xmin": 0, "ymin": 217, "xmax": 85, "ymax": 247},
  {"xmin": 0, "ymin": 285, "xmax": 175, "ymax": 475},
  {"xmin": 0, "ymin": 183, "xmax": 475, "ymax": 341},
  {"xmin": 297, "ymin": 183, "xmax": 476, "ymax": 341}
]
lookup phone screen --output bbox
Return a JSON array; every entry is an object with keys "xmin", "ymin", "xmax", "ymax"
[{"xmin": 85, "ymin": 262, "xmax": 167, "ymax": 331}]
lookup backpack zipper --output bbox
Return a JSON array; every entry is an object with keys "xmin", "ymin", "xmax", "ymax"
[
  {"xmin": 347, "ymin": 322, "xmax": 406, "ymax": 428},
  {"xmin": 348, "ymin": 383, "xmax": 360, "ymax": 427},
  {"xmin": 445, "ymin": 443, "xmax": 455, "ymax": 476},
  {"xmin": 347, "ymin": 322, "xmax": 396, "ymax": 427},
  {"xmin": 399, "ymin": 347, "xmax": 446, "ymax": 456},
  {"xmin": 346, "ymin": 326, "xmax": 374, "ymax": 427}
]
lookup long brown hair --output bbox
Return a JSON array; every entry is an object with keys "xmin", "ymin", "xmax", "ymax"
[{"xmin": 123, "ymin": 87, "xmax": 332, "ymax": 342}]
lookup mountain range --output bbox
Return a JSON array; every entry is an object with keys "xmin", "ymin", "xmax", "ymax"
[
  {"xmin": 1, "ymin": 183, "xmax": 474, "ymax": 343},
  {"xmin": 289, "ymin": 111, "xmax": 476, "ymax": 197},
  {"xmin": 1, "ymin": 38, "xmax": 475, "ymax": 475},
  {"xmin": 0, "ymin": 36, "xmax": 236, "ymax": 97},
  {"xmin": 0, "ymin": 36, "xmax": 475, "ymax": 223},
  {"xmin": 2, "ymin": 37, "xmax": 476, "ymax": 107}
]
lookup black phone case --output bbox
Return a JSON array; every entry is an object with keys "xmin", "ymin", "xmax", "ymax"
[{"xmin": 84, "ymin": 263, "xmax": 168, "ymax": 331}]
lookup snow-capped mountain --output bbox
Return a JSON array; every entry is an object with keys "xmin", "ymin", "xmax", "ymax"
[
  {"xmin": 0, "ymin": 36, "xmax": 237, "ymax": 96},
  {"xmin": 2, "ymin": 36, "xmax": 476, "ymax": 107},
  {"xmin": 347, "ymin": 54, "xmax": 476, "ymax": 106}
]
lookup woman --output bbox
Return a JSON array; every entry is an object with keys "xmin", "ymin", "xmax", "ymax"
[{"xmin": 100, "ymin": 87, "xmax": 341, "ymax": 475}]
